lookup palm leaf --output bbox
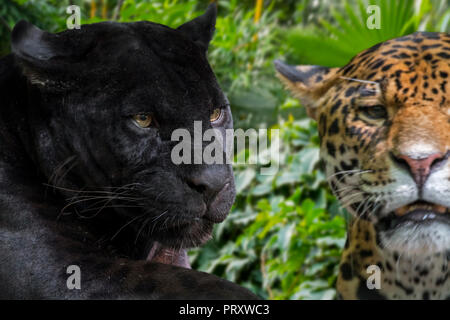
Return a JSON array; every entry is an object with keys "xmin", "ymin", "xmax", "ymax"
[{"xmin": 282, "ymin": 0, "xmax": 441, "ymax": 68}]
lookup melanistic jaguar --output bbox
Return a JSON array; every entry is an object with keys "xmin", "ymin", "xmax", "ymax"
[
  {"xmin": 276, "ymin": 32, "xmax": 450, "ymax": 299},
  {"xmin": 0, "ymin": 4, "xmax": 257, "ymax": 299}
]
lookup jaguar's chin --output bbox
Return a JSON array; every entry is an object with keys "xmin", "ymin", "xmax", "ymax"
[{"xmin": 377, "ymin": 201, "xmax": 450, "ymax": 254}]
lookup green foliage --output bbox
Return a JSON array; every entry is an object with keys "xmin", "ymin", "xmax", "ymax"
[
  {"xmin": 282, "ymin": 0, "xmax": 450, "ymax": 67},
  {"xmin": 190, "ymin": 114, "xmax": 347, "ymax": 300},
  {"xmin": 118, "ymin": 0, "xmax": 198, "ymax": 26},
  {"xmin": 209, "ymin": 0, "xmax": 285, "ymax": 129}
]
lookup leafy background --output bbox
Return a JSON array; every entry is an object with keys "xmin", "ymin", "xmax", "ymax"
[{"xmin": 1, "ymin": 0, "xmax": 449, "ymax": 299}]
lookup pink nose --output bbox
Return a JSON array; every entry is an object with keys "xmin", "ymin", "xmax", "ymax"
[{"xmin": 399, "ymin": 153, "xmax": 444, "ymax": 186}]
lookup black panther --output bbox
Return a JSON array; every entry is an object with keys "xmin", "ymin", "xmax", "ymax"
[{"xmin": 0, "ymin": 4, "xmax": 257, "ymax": 299}]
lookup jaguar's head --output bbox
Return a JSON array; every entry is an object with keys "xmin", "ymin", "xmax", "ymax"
[
  {"xmin": 11, "ymin": 4, "xmax": 234, "ymax": 251},
  {"xmin": 276, "ymin": 32, "xmax": 450, "ymax": 255}
]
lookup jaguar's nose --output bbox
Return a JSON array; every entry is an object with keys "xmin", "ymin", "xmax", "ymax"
[{"xmin": 392, "ymin": 152, "xmax": 447, "ymax": 187}]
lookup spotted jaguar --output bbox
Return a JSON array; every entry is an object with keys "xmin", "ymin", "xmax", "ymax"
[{"xmin": 276, "ymin": 32, "xmax": 450, "ymax": 299}]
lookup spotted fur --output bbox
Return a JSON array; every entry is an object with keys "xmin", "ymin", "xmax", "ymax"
[{"xmin": 276, "ymin": 32, "xmax": 450, "ymax": 299}]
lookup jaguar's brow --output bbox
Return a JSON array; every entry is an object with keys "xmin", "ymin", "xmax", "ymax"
[{"xmin": 339, "ymin": 76, "xmax": 383, "ymax": 97}]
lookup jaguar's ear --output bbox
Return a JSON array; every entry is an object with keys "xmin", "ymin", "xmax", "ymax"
[
  {"xmin": 274, "ymin": 59, "xmax": 339, "ymax": 120},
  {"xmin": 177, "ymin": 3, "xmax": 217, "ymax": 52}
]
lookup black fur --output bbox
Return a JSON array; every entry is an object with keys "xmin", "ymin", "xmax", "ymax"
[{"xmin": 0, "ymin": 4, "xmax": 257, "ymax": 299}]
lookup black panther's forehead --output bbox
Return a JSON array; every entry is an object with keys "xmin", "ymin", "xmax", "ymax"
[
  {"xmin": 60, "ymin": 21, "xmax": 213, "ymax": 83},
  {"xmin": 20, "ymin": 20, "xmax": 226, "ymax": 122},
  {"xmin": 11, "ymin": 17, "xmax": 223, "ymax": 104}
]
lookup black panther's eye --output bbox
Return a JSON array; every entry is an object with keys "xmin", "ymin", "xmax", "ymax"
[
  {"xmin": 132, "ymin": 114, "xmax": 153, "ymax": 128},
  {"xmin": 210, "ymin": 108, "xmax": 222, "ymax": 123},
  {"xmin": 359, "ymin": 105, "xmax": 387, "ymax": 120}
]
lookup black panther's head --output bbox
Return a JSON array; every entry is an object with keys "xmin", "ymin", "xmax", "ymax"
[{"xmin": 10, "ymin": 4, "xmax": 235, "ymax": 249}]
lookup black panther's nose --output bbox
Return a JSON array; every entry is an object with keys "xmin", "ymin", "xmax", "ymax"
[
  {"xmin": 186, "ymin": 165, "xmax": 236, "ymax": 223},
  {"xmin": 187, "ymin": 165, "xmax": 231, "ymax": 202}
]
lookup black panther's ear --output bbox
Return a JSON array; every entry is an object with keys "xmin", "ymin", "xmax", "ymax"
[
  {"xmin": 177, "ymin": 3, "xmax": 217, "ymax": 52},
  {"xmin": 274, "ymin": 59, "xmax": 339, "ymax": 120},
  {"xmin": 11, "ymin": 20, "xmax": 68, "ymax": 62},
  {"xmin": 11, "ymin": 20, "xmax": 86, "ymax": 88}
]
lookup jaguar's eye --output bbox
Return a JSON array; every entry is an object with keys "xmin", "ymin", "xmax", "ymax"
[
  {"xmin": 210, "ymin": 108, "xmax": 222, "ymax": 123},
  {"xmin": 132, "ymin": 114, "xmax": 153, "ymax": 128},
  {"xmin": 359, "ymin": 105, "xmax": 387, "ymax": 120}
]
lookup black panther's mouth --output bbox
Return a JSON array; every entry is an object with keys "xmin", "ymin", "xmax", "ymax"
[
  {"xmin": 144, "ymin": 188, "xmax": 233, "ymax": 251},
  {"xmin": 133, "ymin": 180, "xmax": 234, "ymax": 254},
  {"xmin": 382, "ymin": 201, "xmax": 450, "ymax": 230},
  {"xmin": 203, "ymin": 182, "xmax": 233, "ymax": 223},
  {"xmin": 151, "ymin": 181, "xmax": 233, "ymax": 226}
]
